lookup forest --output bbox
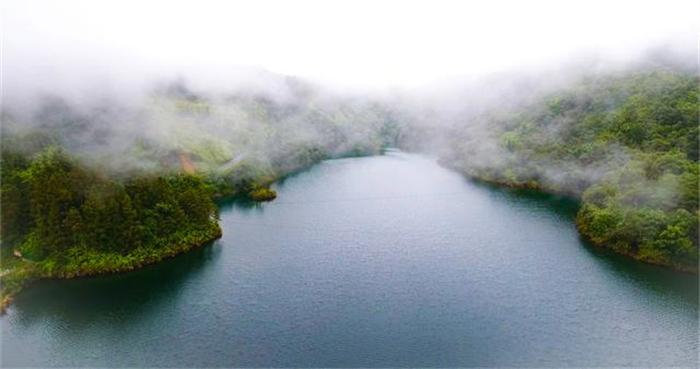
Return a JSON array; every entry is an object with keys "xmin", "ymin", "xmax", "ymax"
[
  {"xmin": 441, "ymin": 70, "xmax": 698, "ymax": 271},
  {"xmin": 1, "ymin": 147, "xmax": 221, "ymax": 305},
  {"xmin": 0, "ymin": 78, "xmax": 394, "ymax": 309},
  {"xmin": 1, "ymin": 67, "xmax": 698, "ymax": 312}
]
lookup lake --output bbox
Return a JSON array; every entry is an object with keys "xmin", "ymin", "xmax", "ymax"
[{"xmin": 2, "ymin": 150, "xmax": 697, "ymax": 367}]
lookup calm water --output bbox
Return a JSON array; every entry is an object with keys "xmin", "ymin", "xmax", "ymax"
[{"xmin": 2, "ymin": 151, "xmax": 698, "ymax": 367}]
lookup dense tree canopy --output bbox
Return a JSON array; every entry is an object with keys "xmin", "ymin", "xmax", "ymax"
[
  {"xmin": 0, "ymin": 69, "xmax": 696, "ymax": 312},
  {"xmin": 1, "ymin": 147, "xmax": 220, "ymax": 280},
  {"xmin": 445, "ymin": 71, "xmax": 698, "ymax": 270}
]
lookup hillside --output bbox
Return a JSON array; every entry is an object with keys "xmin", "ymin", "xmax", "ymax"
[
  {"xmin": 0, "ymin": 78, "xmax": 395, "ymax": 310},
  {"xmin": 441, "ymin": 71, "xmax": 698, "ymax": 271}
]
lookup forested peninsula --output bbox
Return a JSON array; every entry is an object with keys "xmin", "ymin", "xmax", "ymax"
[
  {"xmin": 1, "ymin": 66, "xmax": 697, "ymax": 312},
  {"xmin": 0, "ymin": 79, "xmax": 393, "ymax": 311},
  {"xmin": 439, "ymin": 71, "xmax": 698, "ymax": 272}
]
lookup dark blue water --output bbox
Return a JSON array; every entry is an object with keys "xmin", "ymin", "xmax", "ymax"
[{"xmin": 2, "ymin": 151, "xmax": 698, "ymax": 367}]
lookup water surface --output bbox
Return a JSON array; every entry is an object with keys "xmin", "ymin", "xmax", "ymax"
[{"xmin": 2, "ymin": 151, "xmax": 697, "ymax": 367}]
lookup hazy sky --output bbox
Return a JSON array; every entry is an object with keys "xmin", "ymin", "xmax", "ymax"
[{"xmin": 1, "ymin": 0, "xmax": 698, "ymax": 90}]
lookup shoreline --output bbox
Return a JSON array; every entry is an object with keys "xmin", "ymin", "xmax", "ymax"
[
  {"xmin": 0, "ymin": 148, "xmax": 381, "ymax": 315},
  {"xmin": 0, "ymin": 223, "xmax": 223, "ymax": 315},
  {"xmin": 442, "ymin": 163, "xmax": 698, "ymax": 275},
  {"xmin": 3, "ymin": 151, "xmax": 695, "ymax": 315},
  {"xmin": 574, "ymin": 222, "xmax": 698, "ymax": 275}
]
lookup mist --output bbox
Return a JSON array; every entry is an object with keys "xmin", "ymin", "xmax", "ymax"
[
  {"xmin": 3, "ymin": 0, "xmax": 697, "ymax": 87},
  {"xmin": 1, "ymin": 0, "xmax": 697, "ymax": 189},
  {"xmin": 1, "ymin": 2, "xmax": 700, "ymax": 363}
]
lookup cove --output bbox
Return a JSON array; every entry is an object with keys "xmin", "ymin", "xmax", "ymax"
[{"xmin": 1, "ymin": 150, "xmax": 697, "ymax": 367}]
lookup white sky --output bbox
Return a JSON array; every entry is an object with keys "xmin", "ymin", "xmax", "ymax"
[{"xmin": 1, "ymin": 0, "xmax": 698, "ymax": 89}]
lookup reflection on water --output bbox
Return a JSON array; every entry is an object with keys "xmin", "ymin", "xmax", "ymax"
[
  {"xmin": 2, "ymin": 152, "xmax": 697, "ymax": 367},
  {"xmin": 474, "ymin": 181, "xmax": 697, "ymax": 305},
  {"xmin": 8, "ymin": 241, "xmax": 220, "ymax": 330}
]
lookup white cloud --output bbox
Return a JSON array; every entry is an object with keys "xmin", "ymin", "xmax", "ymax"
[{"xmin": 1, "ymin": 0, "xmax": 697, "ymax": 89}]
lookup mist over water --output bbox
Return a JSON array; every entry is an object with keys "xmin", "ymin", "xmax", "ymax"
[
  {"xmin": 1, "ymin": 1, "xmax": 698, "ymax": 367},
  {"xmin": 2, "ymin": 0, "xmax": 697, "ymax": 187},
  {"xmin": 2, "ymin": 152, "xmax": 697, "ymax": 367}
]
